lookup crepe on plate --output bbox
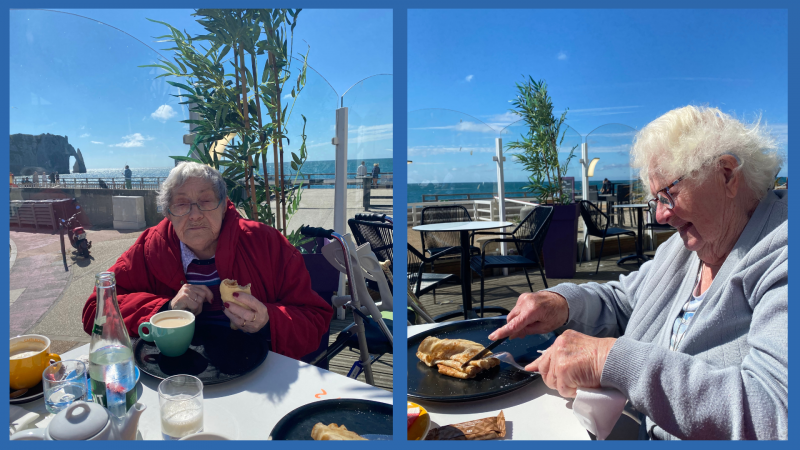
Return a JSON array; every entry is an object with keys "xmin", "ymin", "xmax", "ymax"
[
  {"xmin": 416, "ymin": 336, "xmax": 500, "ymax": 379},
  {"xmin": 220, "ymin": 279, "xmax": 252, "ymax": 330},
  {"xmin": 311, "ymin": 423, "xmax": 367, "ymax": 440}
]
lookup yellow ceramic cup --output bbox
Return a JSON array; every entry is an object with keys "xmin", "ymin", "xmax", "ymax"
[{"xmin": 10, "ymin": 335, "xmax": 61, "ymax": 390}]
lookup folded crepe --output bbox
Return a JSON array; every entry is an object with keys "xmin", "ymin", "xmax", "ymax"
[
  {"xmin": 311, "ymin": 423, "xmax": 367, "ymax": 440},
  {"xmin": 220, "ymin": 279, "xmax": 252, "ymax": 330},
  {"xmin": 416, "ymin": 336, "xmax": 500, "ymax": 379}
]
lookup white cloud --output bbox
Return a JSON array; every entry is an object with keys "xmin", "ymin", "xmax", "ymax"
[
  {"xmin": 79, "ymin": 133, "xmax": 90, "ymax": 138},
  {"xmin": 411, "ymin": 120, "xmax": 497, "ymax": 134},
  {"xmin": 408, "ymin": 145, "xmax": 494, "ymax": 156},
  {"xmin": 283, "ymin": 94, "xmax": 293, "ymax": 100},
  {"xmin": 599, "ymin": 163, "xmax": 630, "ymax": 171},
  {"xmin": 150, "ymin": 104, "xmax": 176, "ymax": 122},
  {"xmin": 569, "ymin": 106, "xmax": 641, "ymax": 116},
  {"xmin": 349, "ymin": 123, "xmax": 393, "ymax": 144},
  {"xmin": 557, "ymin": 51, "xmax": 568, "ymax": 61},
  {"xmin": 465, "ymin": 75, "xmax": 474, "ymax": 82},
  {"xmin": 90, "ymin": 141, "xmax": 104, "ymax": 145},
  {"xmin": 110, "ymin": 133, "xmax": 153, "ymax": 148}
]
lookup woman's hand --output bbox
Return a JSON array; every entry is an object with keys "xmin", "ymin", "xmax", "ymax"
[
  {"xmin": 170, "ymin": 284, "xmax": 213, "ymax": 315},
  {"xmin": 488, "ymin": 291, "xmax": 569, "ymax": 341},
  {"xmin": 526, "ymin": 330, "xmax": 617, "ymax": 398},
  {"xmin": 223, "ymin": 292, "xmax": 270, "ymax": 333}
]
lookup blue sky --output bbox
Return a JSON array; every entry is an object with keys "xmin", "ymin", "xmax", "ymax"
[
  {"xmin": 10, "ymin": 9, "xmax": 392, "ymax": 170},
  {"xmin": 408, "ymin": 9, "xmax": 788, "ymax": 184}
]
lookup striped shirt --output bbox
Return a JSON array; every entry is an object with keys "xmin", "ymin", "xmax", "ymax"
[{"xmin": 180, "ymin": 241, "xmax": 224, "ymax": 313}]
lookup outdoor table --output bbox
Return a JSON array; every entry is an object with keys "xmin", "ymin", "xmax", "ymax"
[
  {"xmin": 612, "ymin": 204, "xmax": 650, "ymax": 265},
  {"xmin": 409, "ymin": 321, "xmax": 590, "ymax": 440},
  {"xmin": 412, "ymin": 221, "xmax": 512, "ymax": 320},
  {"xmin": 597, "ymin": 194, "xmax": 618, "ymax": 225},
  {"xmin": 12, "ymin": 343, "xmax": 392, "ymax": 440}
]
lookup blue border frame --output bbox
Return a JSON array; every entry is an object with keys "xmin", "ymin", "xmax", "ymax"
[{"xmin": 3, "ymin": 0, "xmax": 796, "ymax": 446}]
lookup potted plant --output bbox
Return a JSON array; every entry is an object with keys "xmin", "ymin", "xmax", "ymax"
[{"xmin": 507, "ymin": 77, "xmax": 579, "ymax": 278}]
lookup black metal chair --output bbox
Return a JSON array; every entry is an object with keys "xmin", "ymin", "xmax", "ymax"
[
  {"xmin": 588, "ymin": 184, "xmax": 599, "ymax": 202},
  {"xmin": 468, "ymin": 206, "xmax": 554, "ymax": 317},
  {"xmin": 407, "ymin": 244, "xmax": 456, "ymax": 304},
  {"xmin": 615, "ymin": 184, "xmax": 635, "ymax": 226},
  {"xmin": 420, "ymin": 205, "xmax": 480, "ymax": 260},
  {"xmin": 578, "ymin": 200, "xmax": 636, "ymax": 274},
  {"xmin": 348, "ymin": 216, "xmax": 393, "ymax": 274}
]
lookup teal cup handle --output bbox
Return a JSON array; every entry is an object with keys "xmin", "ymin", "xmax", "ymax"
[{"xmin": 137, "ymin": 310, "xmax": 195, "ymax": 357}]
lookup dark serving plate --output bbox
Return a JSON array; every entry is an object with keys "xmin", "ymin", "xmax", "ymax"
[
  {"xmin": 10, "ymin": 380, "xmax": 43, "ymax": 405},
  {"xmin": 269, "ymin": 399, "xmax": 393, "ymax": 440},
  {"xmin": 407, "ymin": 317, "xmax": 555, "ymax": 403},
  {"xmin": 133, "ymin": 321, "xmax": 269, "ymax": 385}
]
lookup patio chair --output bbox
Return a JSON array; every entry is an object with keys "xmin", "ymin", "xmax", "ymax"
[
  {"xmin": 468, "ymin": 206, "xmax": 554, "ymax": 317},
  {"xmin": 615, "ymin": 184, "xmax": 635, "ymax": 226},
  {"xmin": 407, "ymin": 244, "xmax": 456, "ymax": 304},
  {"xmin": 420, "ymin": 205, "xmax": 480, "ymax": 262},
  {"xmin": 348, "ymin": 215, "xmax": 393, "ymax": 293},
  {"xmin": 578, "ymin": 200, "xmax": 636, "ymax": 275}
]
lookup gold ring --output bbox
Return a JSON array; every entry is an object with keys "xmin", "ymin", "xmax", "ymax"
[
  {"xmin": 242, "ymin": 319, "xmax": 246, "ymax": 328},
  {"xmin": 250, "ymin": 313, "xmax": 257, "ymax": 323}
]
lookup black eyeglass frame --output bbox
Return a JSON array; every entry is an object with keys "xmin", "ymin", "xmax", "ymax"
[{"xmin": 167, "ymin": 197, "xmax": 223, "ymax": 217}]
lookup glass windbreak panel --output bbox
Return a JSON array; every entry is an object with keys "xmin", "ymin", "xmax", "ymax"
[
  {"xmin": 342, "ymin": 74, "xmax": 393, "ymax": 219},
  {"xmin": 500, "ymin": 121, "xmax": 582, "ymax": 208},
  {"xmin": 585, "ymin": 124, "xmax": 639, "ymax": 201},
  {"xmin": 408, "ymin": 109, "xmax": 499, "ymax": 253},
  {"xmin": 9, "ymin": 10, "xmax": 190, "ymax": 337},
  {"xmin": 257, "ymin": 61, "xmax": 339, "ymax": 232}
]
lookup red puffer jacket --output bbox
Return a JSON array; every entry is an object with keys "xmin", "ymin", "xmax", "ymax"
[{"xmin": 82, "ymin": 201, "xmax": 333, "ymax": 360}]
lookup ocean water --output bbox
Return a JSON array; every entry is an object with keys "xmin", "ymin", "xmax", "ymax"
[
  {"xmin": 57, "ymin": 158, "xmax": 394, "ymax": 181},
  {"xmin": 407, "ymin": 180, "xmax": 633, "ymax": 203}
]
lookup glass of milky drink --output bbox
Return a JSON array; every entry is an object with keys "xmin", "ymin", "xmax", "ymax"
[
  {"xmin": 159, "ymin": 375, "xmax": 204, "ymax": 440},
  {"xmin": 137, "ymin": 310, "xmax": 195, "ymax": 357}
]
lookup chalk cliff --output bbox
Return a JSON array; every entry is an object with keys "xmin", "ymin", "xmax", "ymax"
[{"xmin": 9, "ymin": 133, "xmax": 87, "ymax": 174}]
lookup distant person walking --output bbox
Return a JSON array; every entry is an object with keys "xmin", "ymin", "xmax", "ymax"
[
  {"xmin": 49, "ymin": 171, "xmax": 56, "ymax": 185},
  {"xmin": 55, "ymin": 172, "xmax": 60, "ymax": 183},
  {"xmin": 33, "ymin": 171, "xmax": 39, "ymax": 187},
  {"xmin": 357, "ymin": 161, "xmax": 367, "ymax": 186},
  {"xmin": 124, "ymin": 165, "xmax": 132, "ymax": 189},
  {"xmin": 371, "ymin": 163, "xmax": 380, "ymax": 188}
]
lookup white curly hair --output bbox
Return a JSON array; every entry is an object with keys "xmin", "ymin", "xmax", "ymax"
[{"xmin": 631, "ymin": 105, "xmax": 783, "ymax": 199}]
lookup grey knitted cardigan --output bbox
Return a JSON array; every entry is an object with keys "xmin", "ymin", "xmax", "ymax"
[{"xmin": 549, "ymin": 190, "xmax": 788, "ymax": 440}]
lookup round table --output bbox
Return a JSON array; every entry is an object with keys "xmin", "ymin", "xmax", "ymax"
[
  {"xmin": 612, "ymin": 204, "xmax": 650, "ymax": 265},
  {"xmin": 413, "ymin": 221, "xmax": 512, "ymax": 320}
]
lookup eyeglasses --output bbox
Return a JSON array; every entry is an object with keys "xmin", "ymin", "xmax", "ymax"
[
  {"xmin": 168, "ymin": 198, "xmax": 222, "ymax": 217},
  {"xmin": 647, "ymin": 176, "xmax": 685, "ymax": 211}
]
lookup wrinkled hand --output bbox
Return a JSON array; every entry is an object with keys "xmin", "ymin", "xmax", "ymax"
[
  {"xmin": 170, "ymin": 284, "xmax": 213, "ymax": 315},
  {"xmin": 488, "ymin": 291, "xmax": 569, "ymax": 341},
  {"xmin": 526, "ymin": 330, "xmax": 617, "ymax": 398},
  {"xmin": 223, "ymin": 292, "xmax": 270, "ymax": 333}
]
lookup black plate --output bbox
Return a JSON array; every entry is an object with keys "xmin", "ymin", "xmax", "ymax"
[
  {"xmin": 133, "ymin": 322, "xmax": 269, "ymax": 385},
  {"xmin": 269, "ymin": 399, "xmax": 393, "ymax": 440},
  {"xmin": 407, "ymin": 317, "xmax": 555, "ymax": 402},
  {"xmin": 10, "ymin": 381, "xmax": 43, "ymax": 405}
]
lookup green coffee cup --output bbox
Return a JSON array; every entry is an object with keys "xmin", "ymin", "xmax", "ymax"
[{"xmin": 138, "ymin": 310, "xmax": 195, "ymax": 357}]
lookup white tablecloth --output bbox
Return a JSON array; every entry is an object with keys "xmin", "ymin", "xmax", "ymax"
[
  {"xmin": 13, "ymin": 344, "xmax": 392, "ymax": 440},
  {"xmin": 409, "ymin": 321, "xmax": 589, "ymax": 440}
]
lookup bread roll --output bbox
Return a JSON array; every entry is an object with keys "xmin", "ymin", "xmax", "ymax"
[{"xmin": 220, "ymin": 279, "xmax": 252, "ymax": 330}]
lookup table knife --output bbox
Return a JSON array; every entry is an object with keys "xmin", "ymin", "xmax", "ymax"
[{"xmin": 460, "ymin": 337, "xmax": 508, "ymax": 368}]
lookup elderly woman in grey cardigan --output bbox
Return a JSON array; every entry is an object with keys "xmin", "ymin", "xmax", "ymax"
[{"xmin": 490, "ymin": 106, "xmax": 787, "ymax": 440}]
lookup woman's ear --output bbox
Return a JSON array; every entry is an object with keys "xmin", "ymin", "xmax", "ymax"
[{"xmin": 719, "ymin": 154, "xmax": 740, "ymax": 199}]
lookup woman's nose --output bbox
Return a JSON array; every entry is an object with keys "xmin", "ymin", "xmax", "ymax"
[
  {"xmin": 188, "ymin": 203, "xmax": 204, "ymax": 219},
  {"xmin": 655, "ymin": 202, "xmax": 673, "ymax": 224}
]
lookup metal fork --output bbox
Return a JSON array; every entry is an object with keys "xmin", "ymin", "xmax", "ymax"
[{"xmin": 492, "ymin": 351, "xmax": 539, "ymax": 375}]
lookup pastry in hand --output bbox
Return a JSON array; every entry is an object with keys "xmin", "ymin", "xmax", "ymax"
[
  {"xmin": 311, "ymin": 423, "xmax": 367, "ymax": 440},
  {"xmin": 220, "ymin": 279, "xmax": 252, "ymax": 330},
  {"xmin": 416, "ymin": 336, "xmax": 500, "ymax": 379}
]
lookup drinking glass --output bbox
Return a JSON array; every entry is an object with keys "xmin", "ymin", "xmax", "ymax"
[
  {"xmin": 158, "ymin": 375, "xmax": 204, "ymax": 440},
  {"xmin": 42, "ymin": 359, "xmax": 88, "ymax": 414}
]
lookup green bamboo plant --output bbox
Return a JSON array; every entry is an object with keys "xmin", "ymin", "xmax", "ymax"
[
  {"xmin": 141, "ymin": 9, "xmax": 311, "ymax": 247},
  {"xmin": 507, "ymin": 77, "xmax": 578, "ymax": 205}
]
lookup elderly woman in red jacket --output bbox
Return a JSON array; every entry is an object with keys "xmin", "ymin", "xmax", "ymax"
[{"xmin": 82, "ymin": 162, "xmax": 332, "ymax": 360}]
